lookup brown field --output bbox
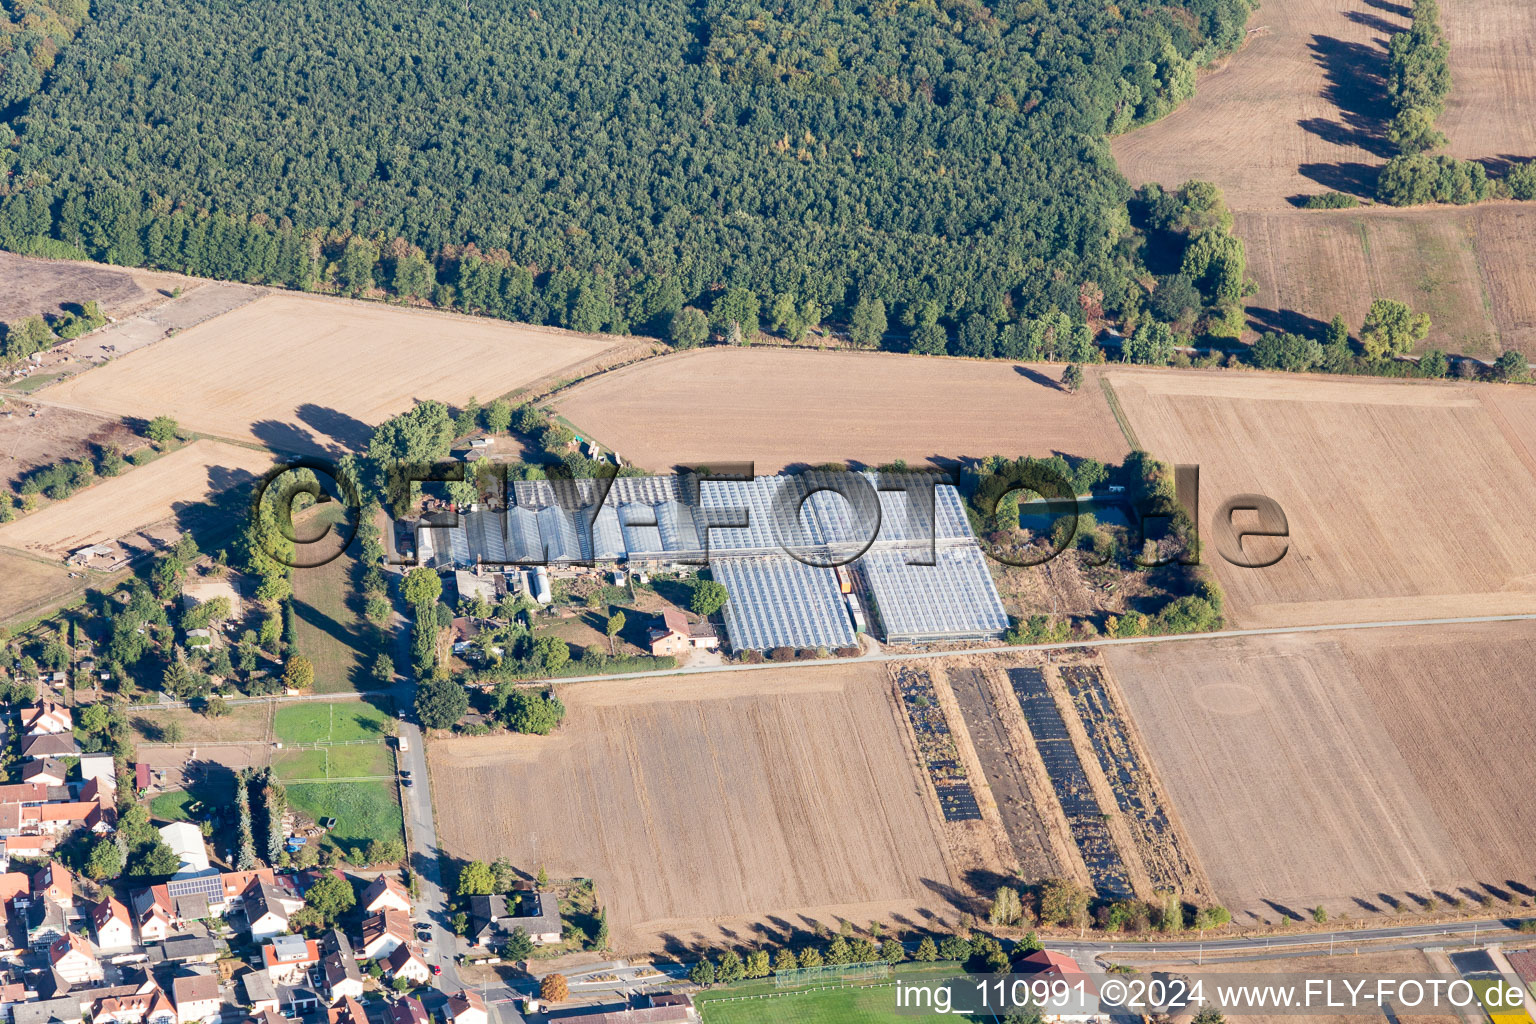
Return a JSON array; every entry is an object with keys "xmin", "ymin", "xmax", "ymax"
[
  {"xmin": 129, "ymin": 703, "xmax": 273, "ymax": 746},
  {"xmin": 0, "ymin": 252, "xmax": 187, "ymax": 324},
  {"xmin": 1105, "ymin": 621, "xmax": 1536, "ymax": 923},
  {"xmin": 1107, "ymin": 368, "xmax": 1536, "ymax": 627},
  {"xmin": 551, "ymin": 347, "xmax": 1130, "ymax": 472},
  {"xmin": 0, "ymin": 401, "xmax": 139, "ymax": 492},
  {"xmin": 428, "ymin": 664, "xmax": 973, "ymax": 953},
  {"xmin": 41, "ymin": 291, "xmax": 621, "ymax": 453},
  {"xmin": 0, "ymin": 550, "xmax": 86, "ymax": 626},
  {"xmin": 0, "ymin": 439, "xmax": 274, "ymax": 558},
  {"xmin": 1442, "ymin": 0, "xmax": 1536, "ymax": 164}
]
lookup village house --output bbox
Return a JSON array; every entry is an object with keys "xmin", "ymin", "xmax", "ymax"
[
  {"xmin": 78, "ymin": 754, "xmax": 117, "ymax": 791},
  {"xmin": 1012, "ymin": 949, "xmax": 1101, "ymax": 1022},
  {"xmin": 444, "ymin": 990, "xmax": 488, "ymax": 1024},
  {"xmin": 382, "ymin": 943, "xmax": 431, "ymax": 986},
  {"xmin": 359, "ymin": 875, "xmax": 412, "ymax": 915},
  {"xmin": 90, "ymin": 896, "xmax": 135, "ymax": 952},
  {"xmin": 171, "ymin": 974, "xmax": 222, "ymax": 1024},
  {"xmin": 389, "ymin": 996, "xmax": 429, "ymax": 1024},
  {"xmin": 49, "ymin": 933, "xmax": 104, "ymax": 985},
  {"xmin": 20, "ymin": 703, "xmax": 72, "ymax": 735},
  {"xmin": 93, "ymin": 985, "xmax": 178, "ymax": 1024},
  {"xmin": 12, "ymin": 995, "xmax": 84, "ymax": 1024},
  {"xmin": 21, "ymin": 760, "xmax": 68, "ymax": 788},
  {"xmin": 359, "ymin": 909, "xmax": 411, "ymax": 960},
  {"xmin": 34, "ymin": 861, "xmax": 72, "ymax": 906},
  {"xmin": 262, "ymin": 935, "xmax": 320, "ymax": 985},
  {"xmin": 327, "ymin": 996, "xmax": 368, "ymax": 1024},
  {"xmin": 241, "ymin": 877, "xmax": 304, "ymax": 940},
  {"xmin": 238, "ymin": 972, "xmax": 278, "ymax": 1016},
  {"xmin": 21, "ymin": 733, "xmax": 79, "ymax": 761},
  {"xmin": 320, "ymin": 931, "xmax": 363, "ymax": 1005},
  {"xmin": 646, "ymin": 609, "xmax": 718, "ymax": 658}
]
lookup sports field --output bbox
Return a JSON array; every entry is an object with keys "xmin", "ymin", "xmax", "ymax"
[
  {"xmin": 428, "ymin": 664, "xmax": 970, "ymax": 952},
  {"xmin": 41, "ymin": 291, "xmax": 619, "ymax": 452},
  {"xmin": 273, "ymin": 700, "xmax": 393, "ymax": 745},
  {"xmin": 700, "ymin": 984, "xmax": 960, "ymax": 1023},
  {"xmin": 551, "ymin": 347, "xmax": 1130, "ymax": 472},
  {"xmin": 1107, "ymin": 369, "xmax": 1536, "ymax": 627},
  {"xmin": 0, "ymin": 439, "xmax": 273, "ymax": 558},
  {"xmin": 1105, "ymin": 620, "xmax": 1536, "ymax": 921}
]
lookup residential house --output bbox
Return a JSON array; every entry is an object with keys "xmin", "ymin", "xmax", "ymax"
[
  {"xmin": 466, "ymin": 894, "xmax": 508, "ymax": 948},
  {"xmin": 261, "ymin": 935, "xmax": 320, "ymax": 985},
  {"xmin": 129, "ymin": 887, "xmax": 176, "ymax": 943},
  {"xmin": 78, "ymin": 754, "xmax": 117, "ymax": 791},
  {"xmin": 148, "ymin": 932, "xmax": 219, "ymax": 965},
  {"xmin": 21, "ymin": 734, "xmax": 79, "ymax": 761},
  {"xmin": 49, "ymin": 933, "xmax": 104, "ymax": 985},
  {"xmin": 93, "ymin": 986, "xmax": 178, "ymax": 1024},
  {"xmin": 359, "ymin": 909, "xmax": 411, "ymax": 960},
  {"xmin": 647, "ymin": 609, "xmax": 718, "ymax": 657},
  {"xmin": 26, "ymin": 801, "xmax": 109, "ymax": 836},
  {"xmin": 0, "ymin": 972, "xmax": 38, "ymax": 1021},
  {"xmin": 238, "ymin": 971, "xmax": 278, "ymax": 1015},
  {"xmin": 22, "ymin": 760, "xmax": 68, "ymax": 788},
  {"xmin": 1, "ymin": 834, "xmax": 51, "ymax": 859},
  {"xmin": 33, "ymin": 861, "xmax": 73, "ymax": 906},
  {"xmin": 90, "ymin": 896, "xmax": 135, "ymax": 952},
  {"xmin": 11, "ymin": 995, "xmax": 84, "ymax": 1024},
  {"xmin": 359, "ymin": 874, "xmax": 412, "ymax": 915},
  {"xmin": 444, "ymin": 990, "xmax": 488, "ymax": 1024},
  {"xmin": 327, "ymin": 996, "xmax": 368, "ymax": 1024},
  {"xmin": 383, "ymin": 943, "xmax": 431, "ymax": 986},
  {"xmin": 320, "ymin": 933, "xmax": 363, "ymax": 1006},
  {"xmin": 171, "ymin": 974, "xmax": 222, "ymax": 1024},
  {"xmin": 243, "ymin": 876, "xmax": 304, "ymax": 940},
  {"xmin": 511, "ymin": 885, "xmax": 563, "ymax": 945},
  {"xmin": 1011, "ymin": 949, "xmax": 1101, "ymax": 1022},
  {"xmin": 247, "ymin": 1011, "xmax": 285, "ymax": 1024},
  {"xmin": 389, "ymin": 996, "xmax": 429, "ymax": 1024},
  {"xmin": 27, "ymin": 901, "xmax": 67, "ymax": 950},
  {"xmin": 20, "ymin": 703, "xmax": 72, "ymax": 736}
]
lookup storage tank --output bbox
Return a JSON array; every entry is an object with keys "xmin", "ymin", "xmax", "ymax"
[{"xmin": 533, "ymin": 566, "xmax": 553, "ymax": 605}]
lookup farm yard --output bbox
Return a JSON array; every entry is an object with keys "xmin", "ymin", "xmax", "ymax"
[
  {"xmin": 1107, "ymin": 368, "xmax": 1536, "ymax": 628},
  {"xmin": 550, "ymin": 347, "xmax": 1130, "ymax": 472},
  {"xmin": 39, "ymin": 290, "xmax": 622, "ymax": 453},
  {"xmin": 1105, "ymin": 620, "xmax": 1536, "ymax": 922},
  {"xmin": 0, "ymin": 438, "xmax": 275, "ymax": 559},
  {"xmin": 427, "ymin": 664, "xmax": 973, "ymax": 954}
]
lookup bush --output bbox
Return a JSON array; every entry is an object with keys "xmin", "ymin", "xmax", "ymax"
[
  {"xmin": 1508, "ymin": 161, "xmax": 1536, "ymax": 201},
  {"xmin": 1376, "ymin": 154, "xmax": 1490, "ymax": 206},
  {"xmin": 1301, "ymin": 192, "xmax": 1360, "ymax": 209}
]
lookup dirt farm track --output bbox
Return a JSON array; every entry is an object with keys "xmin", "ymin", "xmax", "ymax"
[
  {"xmin": 1106, "ymin": 620, "xmax": 1536, "ymax": 922},
  {"xmin": 427, "ymin": 664, "xmax": 972, "ymax": 953}
]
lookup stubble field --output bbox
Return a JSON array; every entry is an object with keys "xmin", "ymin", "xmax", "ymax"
[
  {"xmin": 428, "ymin": 664, "xmax": 971, "ymax": 953},
  {"xmin": 0, "ymin": 438, "xmax": 274, "ymax": 558},
  {"xmin": 41, "ymin": 291, "xmax": 621, "ymax": 453},
  {"xmin": 551, "ymin": 347, "xmax": 1130, "ymax": 472},
  {"xmin": 0, "ymin": 252, "xmax": 187, "ymax": 323},
  {"xmin": 1105, "ymin": 621, "xmax": 1536, "ymax": 922},
  {"xmin": 1107, "ymin": 368, "xmax": 1536, "ymax": 627}
]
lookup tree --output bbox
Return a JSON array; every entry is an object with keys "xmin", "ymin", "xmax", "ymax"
[
  {"xmin": 126, "ymin": 838, "xmax": 181, "ymax": 879},
  {"xmin": 372, "ymin": 652, "xmax": 395, "ymax": 683},
  {"xmin": 689, "ymin": 958, "xmax": 716, "ymax": 987},
  {"xmin": 162, "ymin": 720, "xmax": 185, "ymax": 744},
  {"xmin": 913, "ymin": 937, "xmax": 939, "ymax": 962},
  {"xmin": 145, "ymin": 416, "xmax": 179, "ymax": 447},
  {"xmin": 716, "ymin": 949, "xmax": 746, "ymax": 983},
  {"xmin": 668, "ymin": 306, "xmax": 709, "ymax": 349},
  {"xmin": 880, "ymin": 939, "xmax": 905, "ymax": 964},
  {"xmin": 937, "ymin": 934, "xmax": 971, "ymax": 962},
  {"xmin": 1191, "ymin": 1009, "xmax": 1226, "ymax": 1024},
  {"xmin": 482, "ymin": 398, "xmax": 512, "ymax": 434},
  {"xmin": 364, "ymin": 839, "xmax": 406, "ymax": 865},
  {"xmin": 1311, "ymin": 905, "xmax": 1328, "ymax": 923},
  {"xmin": 1037, "ymin": 877, "xmax": 1090, "ymax": 927},
  {"xmin": 282, "ymin": 655, "xmax": 314, "ymax": 691},
  {"xmin": 691, "ymin": 579, "xmax": 728, "ymax": 616},
  {"xmin": 1360, "ymin": 299, "xmax": 1431, "ymax": 359},
  {"xmin": 1061, "ymin": 364, "xmax": 1083, "ymax": 392},
  {"xmin": 744, "ymin": 948, "xmax": 771, "ymax": 978},
  {"xmin": 798, "ymin": 947, "xmax": 824, "ymax": 969},
  {"xmin": 989, "ymin": 887, "xmax": 1025, "ymax": 927},
  {"xmin": 540, "ymin": 974, "xmax": 569, "ymax": 1003},
  {"xmin": 773, "ymin": 948, "xmax": 799, "ymax": 973},
  {"xmin": 305, "ymin": 873, "xmax": 356, "ymax": 924},
  {"xmin": 401, "ymin": 567, "xmax": 443, "ymax": 609},
  {"xmin": 415, "ymin": 676, "xmax": 469, "ymax": 729},
  {"xmin": 501, "ymin": 688, "xmax": 566, "ymax": 735},
  {"xmin": 711, "ymin": 287, "xmax": 760, "ymax": 339},
  {"xmin": 1124, "ymin": 321, "xmax": 1175, "ymax": 365},
  {"xmin": 85, "ymin": 835, "xmax": 125, "ymax": 880},
  {"xmin": 457, "ymin": 860, "xmax": 496, "ymax": 896},
  {"xmin": 202, "ymin": 695, "xmax": 229, "ymax": 718},
  {"xmin": 1493, "ymin": 350, "xmax": 1527, "ymax": 382},
  {"xmin": 504, "ymin": 926, "xmax": 535, "ymax": 960},
  {"xmin": 848, "ymin": 296, "xmax": 887, "ymax": 349},
  {"xmin": 605, "ymin": 610, "xmax": 625, "ymax": 654}
]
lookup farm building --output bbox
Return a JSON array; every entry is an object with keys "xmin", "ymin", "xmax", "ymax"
[{"xmin": 418, "ymin": 470, "xmax": 1007, "ymax": 650}]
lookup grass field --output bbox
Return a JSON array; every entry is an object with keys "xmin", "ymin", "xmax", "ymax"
[
  {"xmin": 551, "ymin": 347, "xmax": 1130, "ymax": 472},
  {"xmin": 699, "ymin": 985, "xmax": 962, "ymax": 1023},
  {"xmin": 1108, "ymin": 368, "xmax": 1536, "ymax": 627},
  {"xmin": 286, "ymin": 780, "xmax": 402, "ymax": 858},
  {"xmin": 290, "ymin": 507, "xmax": 381, "ymax": 693},
  {"xmin": 273, "ymin": 744, "xmax": 393, "ymax": 781},
  {"xmin": 148, "ymin": 790, "xmax": 200, "ymax": 822},
  {"xmin": 131, "ymin": 703, "xmax": 271, "ymax": 744},
  {"xmin": 0, "ymin": 550, "xmax": 87, "ymax": 627},
  {"xmin": 41, "ymin": 290, "xmax": 619, "ymax": 453},
  {"xmin": 273, "ymin": 700, "xmax": 393, "ymax": 745},
  {"xmin": 0, "ymin": 439, "xmax": 274, "ymax": 558},
  {"xmin": 1105, "ymin": 620, "xmax": 1536, "ymax": 921},
  {"xmin": 428, "ymin": 664, "xmax": 970, "ymax": 953}
]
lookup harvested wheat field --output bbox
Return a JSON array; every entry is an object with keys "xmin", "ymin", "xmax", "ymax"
[
  {"xmin": 42, "ymin": 291, "xmax": 620, "ymax": 453},
  {"xmin": 0, "ymin": 439, "xmax": 273, "ymax": 558},
  {"xmin": 0, "ymin": 402, "xmax": 140, "ymax": 492},
  {"xmin": 1105, "ymin": 622, "xmax": 1536, "ymax": 924},
  {"xmin": 0, "ymin": 252, "xmax": 187, "ymax": 324},
  {"xmin": 1441, "ymin": 0, "xmax": 1536, "ymax": 166},
  {"xmin": 1107, "ymin": 368, "xmax": 1536, "ymax": 627},
  {"xmin": 551, "ymin": 347, "xmax": 1129, "ymax": 472},
  {"xmin": 0, "ymin": 551, "xmax": 85, "ymax": 626},
  {"xmin": 429, "ymin": 664, "xmax": 972, "ymax": 953}
]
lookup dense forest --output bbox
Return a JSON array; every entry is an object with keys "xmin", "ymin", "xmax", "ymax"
[{"xmin": 0, "ymin": 0, "xmax": 1257, "ymax": 338}]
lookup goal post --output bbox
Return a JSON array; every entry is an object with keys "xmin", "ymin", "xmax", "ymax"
[{"xmin": 773, "ymin": 961, "xmax": 893, "ymax": 989}]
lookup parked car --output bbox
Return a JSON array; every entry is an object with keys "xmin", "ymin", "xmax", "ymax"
[
  {"xmin": 430, "ymin": 964, "xmax": 442, "ymax": 976},
  {"xmin": 401, "ymin": 778, "xmax": 413, "ymax": 787}
]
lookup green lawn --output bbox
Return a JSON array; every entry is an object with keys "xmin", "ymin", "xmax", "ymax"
[
  {"xmin": 287, "ymin": 779, "xmax": 402, "ymax": 859},
  {"xmin": 273, "ymin": 744, "xmax": 393, "ymax": 781},
  {"xmin": 149, "ymin": 789, "xmax": 199, "ymax": 822},
  {"xmin": 699, "ymin": 984, "xmax": 966, "ymax": 1023},
  {"xmin": 290, "ymin": 505, "xmax": 384, "ymax": 693},
  {"xmin": 274, "ymin": 700, "xmax": 392, "ymax": 745}
]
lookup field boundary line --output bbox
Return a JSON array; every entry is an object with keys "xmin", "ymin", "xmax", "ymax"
[{"xmin": 1097, "ymin": 375, "xmax": 1141, "ymax": 451}]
